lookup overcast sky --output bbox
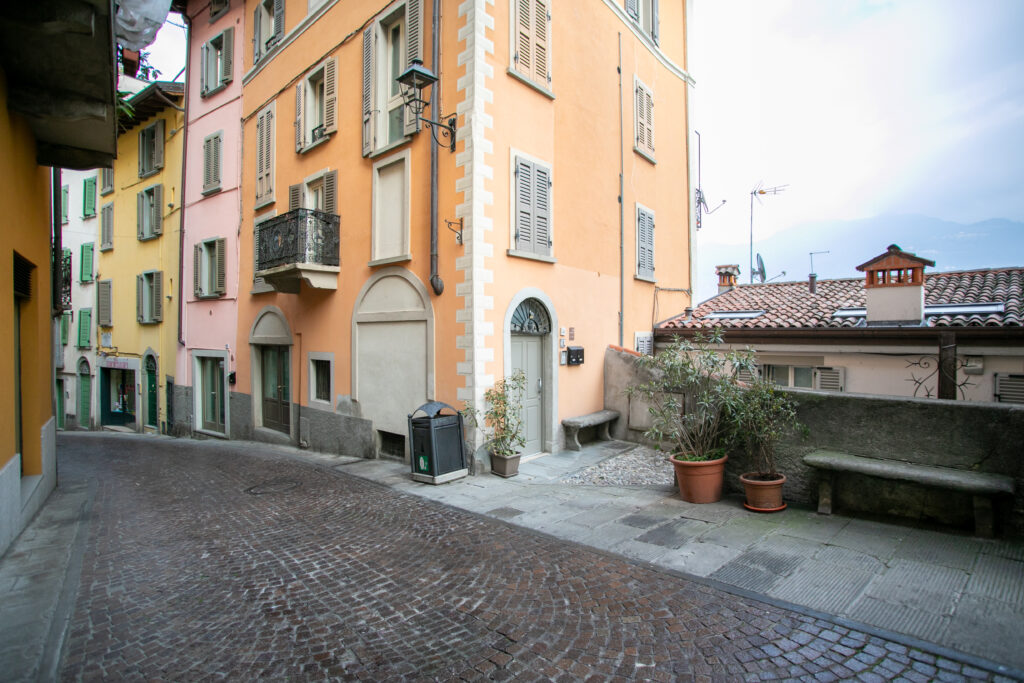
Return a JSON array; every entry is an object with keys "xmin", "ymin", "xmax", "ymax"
[{"xmin": 689, "ymin": 0, "xmax": 1024, "ymax": 245}]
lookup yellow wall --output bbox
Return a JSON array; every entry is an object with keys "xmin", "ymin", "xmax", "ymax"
[
  {"xmin": 0, "ymin": 66, "xmax": 54, "ymax": 474},
  {"xmin": 98, "ymin": 102, "xmax": 184, "ymax": 430}
]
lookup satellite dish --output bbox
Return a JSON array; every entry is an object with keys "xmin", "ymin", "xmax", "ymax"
[{"xmin": 755, "ymin": 253, "xmax": 767, "ymax": 283}]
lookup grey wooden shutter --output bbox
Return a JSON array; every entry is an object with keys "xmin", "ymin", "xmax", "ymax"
[
  {"xmin": 323, "ymin": 56, "xmax": 337, "ymax": 134},
  {"xmin": 637, "ymin": 207, "xmax": 654, "ymax": 278},
  {"xmin": 153, "ymin": 119, "xmax": 165, "ymax": 171},
  {"xmin": 514, "ymin": 158, "xmax": 534, "ymax": 251},
  {"xmin": 152, "ymin": 272, "xmax": 163, "ymax": 322},
  {"xmin": 288, "ymin": 184, "xmax": 302, "ymax": 211},
  {"xmin": 651, "ymin": 0, "xmax": 659, "ymax": 45},
  {"xmin": 644, "ymin": 85, "xmax": 654, "ymax": 153},
  {"xmin": 98, "ymin": 280, "xmax": 112, "ymax": 326},
  {"xmin": 101, "ymin": 204, "xmax": 113, "ymax": 248},
  {"xmin": 362, "ymin": 26, "xmax": 374, "ymax": 156},
  {"xmin": 220, "ymin": 27, "xmax": 234, "ymax": 84},
  {"xmin": 215, "ymin": 238, "xmax": 226, "ymax": 295},
  {"xmin": 252, "ymin": 5, "xmax": 261, "ymax": 63},
  {"xmin": 152, "ymin": 185, "xmax": 163, "ymax": 235},
  {"xmin": 200, "ymin": 40, "xmax": 209, "ymax": 92},
  {"xmin": 635, "ymin": 83, "xmax": 645, "ymax": 150},
  {"xmin": 533, "ymin": 0, "xmax": 550, "ymax": 84},
  {"xmin": 533, "ymin": 163, "xmax": 551, "ymax": 254},
  {"xmin": 203, "ymin": 137, "xmax": 213, "ymax": 190},
  {"xmin": 273, "ymin": 0, "xmax": 284, "ymax": 44},
  {"xmin": 264, "ymin": 110, "xmax": 274, "ymax": 197},
  {"xmin": 403, "ymin": 0, "xmax": 423, "ymax": 136},
  {"xmin": 138, "ymin": 129, "xmax": 145, "ymax": 177},
  {"xmin": 324, "ymin": 171, "xmax": 337, "ymax": 215},
  {"xmin": 625, "ymin": 0, "xmax": 639, "ymax": 21},
  {"xmin": 136, "ymin": 275, "xmax": 144, "ymax": 321},
  {"xmin": 294, "ymin": 82, "xmax": 304, "ymax": 151},
  {"xmin": 194, "ymin": 244, "xmax": 202, "ymax": 296},
  {"xmin": 514, "ymin": 0, "xmax": 532, "ymax": 77},
  {"xmin": 80, "ymin": 243, "xmax": 94, "ymax": 282},
  {"xmin": 256, "ymin": 113, "xmax": 265, "ymax": 199},
  {"xmin": 211, "ymin": 134, "xmax": 221, "ymax": 189},
  {"xmin": 137, "ymin": 191, "xmax": 145, "ymax": 239}
]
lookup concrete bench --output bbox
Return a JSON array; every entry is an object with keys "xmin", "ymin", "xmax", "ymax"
[
  {"xmin": 803, "ymin": 450, "xmax": 1015, "ymax": 537},
  {"xmin": 562, "ymin": 410, "xmax": 620, "ymax": 451}
]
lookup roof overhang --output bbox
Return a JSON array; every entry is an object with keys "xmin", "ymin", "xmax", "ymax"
[
  {"xmin": 656, "ymin": 325, "xmax": 1024, "ymax": 348},
  {"xmin": 0, "ymin": 0, "xmax": 118, "ymax": 169},
  {"xmin": 119, "ymin": 81, "xmax": 184, "ymax": 132}
]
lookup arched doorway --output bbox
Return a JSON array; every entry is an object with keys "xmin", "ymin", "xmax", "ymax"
[
  {"xmin": 508, "ymin": 296, "xmax": 553, "ymax": 457},
  {"xmin": 78, "ymin": 358, "xmax": 91, "ymax": 430},
  {"xmin": 249, "ymin": 307, "xmax": 293, "ymax": 436},
  {"xmin": 144, "ymin": 355, "xmax": 158, "ymax": 428},
  {"xmin": 352, "ymin": 268, "xmax": 433, "ymax": 458}
]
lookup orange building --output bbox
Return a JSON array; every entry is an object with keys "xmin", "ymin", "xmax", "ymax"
[{"xmin": 233, "ymin": 0, "xmax": 694, "ymax": 462}]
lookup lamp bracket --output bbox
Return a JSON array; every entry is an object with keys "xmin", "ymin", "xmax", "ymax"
[
  {"xmin": 445, "ymin": 217, "xmax": 464, "ymax": 244},
  {"xmin": 419, "ymin": 114, "xmax": 457, "ymax": 153}
]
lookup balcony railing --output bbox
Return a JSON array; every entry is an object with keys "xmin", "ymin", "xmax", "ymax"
[
  {"xmin": 256, "ymin": 208, "xmax": 340, "ymax": 291},
  {"xmin": 60, "ymin": 250, "xmax": 72, "ymax": 309}
]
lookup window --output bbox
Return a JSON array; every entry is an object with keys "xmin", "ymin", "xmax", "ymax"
[
  {"xmin": 137, "ymin": 271, "xmax": 163, "ymax": 324},
  {"xmin": 80, "ymin": 243, "xmax": 94, "ymax": 283},
  {"xmin": 60, "ymin": 185, "xmax": 69, "ymax": 224},
  {"xmin": 100, "ymin": 203, "xmax": 114, "ymax": 250},
  {"xmin": 634, "ymin": 331, "xmax": 653, "ymax": 355},
  {"xmin": 138, "ymin": 119, "xmax": 165, "ymax": 177},
  {"xmin": 61, "ymin": 311, "xmax": 71, "ymax": 345},
  {"xmin": 209, "ymin": 0, "xmax": 229, "ymax": 22},
  {"xmin": 203, "ymin": 132, "xmax": 223, "ymax": 194},
  {"xmin": 100, "ymin": 167, "xmax": 114, "ymax": 195},
  {"xmin": 309, "ymin": 353, "xmax": 333, "ymax": 406},
  {"xmin": 77, "ymin": 308, "xmax": 92, "ymax": 348},
  {"xmin": 626, "ymin": 0, "xmax": 659, "ymax": 45},
  {"xmin": 253, "ymin": 0, "xmax": 284, "ymax": 65},
  {"xmin": 764, "ymin": 365, "xmax": 813, "ymax": 389},
  {"xmin": 288, "ymin": 170, "xmax": 337, "ymax": 214},
  {"xmin": 511, "ymin": 155, "xmax": 552, "ymax": 258},
  {"xmin": 634, "ymin": 77, "xmax": 655, "ymax": 161},
  {"xmin": 83, "ymin": 176, "xmax": 97, "ymax": 217},
  {"xmin": 201, "ymin": 28, "xmax": 234, "ymax": 96},
  {"xmin": 97, "ymin": 280, "xmax": 113, "ymax": 327},
  {"xmin": 137, "ymin": 185, "xmax": 164, "ymax": 240},
  {"xmin": 371, "ymin": 152, "xmax": 410, "ymax": 263},
  {"xmin": 255, "ymin": 104, "xmax": 275, "ymax": 207},
  {"xmin": 511, "ymin": 0, "xmax": 550, "ymax": 88},
  {"xmin": 194, "ymin": 238, "xmax": 227, "ymax": 298},
  {"xmin": 361, "ymin": 0, "xmax": 422, "ymax": 155},
  {"xmin": 295, "ymin": 58, "xmax": 336, "ymax": 151},
  {"xmin": 636, "ymin": 204, "xmax": 655, "ymax": 280}
]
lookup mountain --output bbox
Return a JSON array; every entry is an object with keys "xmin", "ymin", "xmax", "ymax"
[{"xmin": 692, "ymin": 214, "xmax": 1024, "ymax": 304}]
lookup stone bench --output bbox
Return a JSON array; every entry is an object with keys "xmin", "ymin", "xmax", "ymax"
[
  {"xmin": 803, "ymin": 450, "xmax": 1015, "ymax": 537},
  {"xmin": 562, "ymin": 410, "xmax": 620, "ymax": 451}
]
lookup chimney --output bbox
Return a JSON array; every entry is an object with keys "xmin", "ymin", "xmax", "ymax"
[
  {"xmin": 715, "ymin": 265, "xmax": 741, "ymax": 294},
  {"xmin": 808, "ymin": 273, "xmax": 817, "ymax": 294},
  {"xmin": 855, "ymin": 244, "xmax": 935, "ymax": 325}
]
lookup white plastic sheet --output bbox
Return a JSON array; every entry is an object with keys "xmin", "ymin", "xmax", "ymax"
[{"xmin": 115, "ymin": 0, "xmax": 172, "ymax": 52}]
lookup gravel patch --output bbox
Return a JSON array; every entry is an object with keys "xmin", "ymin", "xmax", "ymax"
[{"xmin": 563, "ymin": 445, "xmax": 675, "ymax": 487}]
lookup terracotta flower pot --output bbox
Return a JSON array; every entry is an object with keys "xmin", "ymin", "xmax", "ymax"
[
  {"xmin": 669, "ymin": 454, "xmax": 728, "ymax": 504},
  {"xmin": 490, "ymin": 452, "xmax": 521, "ymax": 478},
  {"xmin": 740, "ymin": 472, "xmax": 787, "ymax": 512}
]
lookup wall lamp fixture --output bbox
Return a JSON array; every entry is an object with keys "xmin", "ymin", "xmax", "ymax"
[{"xmin": 397, "ymin": 59, "xmax": 457, "ymax": 152}]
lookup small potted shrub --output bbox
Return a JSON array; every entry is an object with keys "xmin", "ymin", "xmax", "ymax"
[
  {"xmin": 729, "ymin": 375, "xmax": 805, "ymax": 511},
  {"xmin": 463, "ymin": 371, "xmax": 526, "ymax": 477},
  {"xmin": 628, "ymin": 329, "xmax": 754, "ymax": 503}
]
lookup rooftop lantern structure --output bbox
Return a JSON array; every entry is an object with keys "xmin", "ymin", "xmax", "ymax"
[{"xmin": 856, "ymin": 244, "xmax": 936, "ymax": 326}]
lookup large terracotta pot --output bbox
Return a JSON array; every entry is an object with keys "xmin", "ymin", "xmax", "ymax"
[
  {"xmin": 740, "ymin": 472, "xmax": 787, "ymax": 512},
  {"xmin": 490, "ymin": 452, "xmax": 521, "ymax": 478},
  {"xmin": 669, "ymin": 454, "xmax": 728, "ymax": 504}
]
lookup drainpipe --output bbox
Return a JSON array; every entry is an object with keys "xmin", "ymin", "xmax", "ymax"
[
  {"xmin": 617, "ymin": 32, "xmax": 624, "ymax": 347},
  {"xmin": 428, "ymin": 0, "xmax": 443, "ymax": 295},
  {"xmin": 177, "ymin": 12, "xmax": 192, "ymax": 347},
  {"xmin": 51, "ymin": 167, "xmax": 62, "ymax": 317}
]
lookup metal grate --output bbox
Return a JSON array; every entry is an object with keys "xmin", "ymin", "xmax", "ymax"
[
  {"xmin": 13, "ymin": 253, "xmax": 33, "ymax": 298},
  {"xmin": 995, "ymin": 374, "xmax": 1024, "ymax": 404}
]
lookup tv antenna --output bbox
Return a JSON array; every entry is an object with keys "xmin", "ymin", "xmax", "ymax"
[
  {"xmin": 749, "ymin": 181, "xmax": 787, "ymax": 283},
  {"xmin": 809, "ymin": 250, "xmax": 830, "ymax": 276},
  {"xmin": 694, "ymin": 131, "xmax": 725, "ymax": 232}
]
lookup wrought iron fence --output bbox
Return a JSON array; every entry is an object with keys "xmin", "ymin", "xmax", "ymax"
[
  {"xmin": 257, "ymin": 208, "xmax": 340, "ymax": 272},
  {"xmin": 60, "ymin": 249, "xmax": 73, "ymax": 309}
]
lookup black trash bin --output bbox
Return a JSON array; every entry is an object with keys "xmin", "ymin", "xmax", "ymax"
[{"xmin": 408, "ymin": 401, "xmax": 468, "ymax": 484}]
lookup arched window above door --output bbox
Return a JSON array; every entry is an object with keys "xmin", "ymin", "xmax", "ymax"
[{"xmin": 510, "ymin": 298, "xmax": 550, "ymax": 335}]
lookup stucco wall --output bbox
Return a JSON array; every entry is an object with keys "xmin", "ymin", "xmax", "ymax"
[{"xmin": 604, "ymin": 345, "xmax": 1024, "ymax": 536}]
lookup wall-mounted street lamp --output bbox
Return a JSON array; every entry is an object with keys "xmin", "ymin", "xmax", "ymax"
[{"xmin": 397, "ymin": 58, "xmax": 457, "ymax": 152}]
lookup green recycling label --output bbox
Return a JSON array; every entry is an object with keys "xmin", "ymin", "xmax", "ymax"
[{"xmin": 417, "ymin": 455, "xmax": 429, "ymax": 473}]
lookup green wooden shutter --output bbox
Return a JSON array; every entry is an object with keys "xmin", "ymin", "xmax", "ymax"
[
  {"xmin": 220, "ymin": 27, "xmax": 234, "ymax": 84},
  {"xmin": 61, "ymin": 311, "xmax": 70, "ymax": 345},
  {"xmin": 61, "ymin": 185, "xmax": 69, "ymax": 224},
  {"xmin": 137, "ymin": 275, "xmax": 144, "ymax": 322},
  {"xmin": 77, "ymin": 308, "xmax": 92, "ymax": 348},
  {"xmin": 153, "ymin": 119, "xmax": 165, "ymax": 171},
  {"xmin": 80, "ymin": 243, "xmax": 94, "ymax": 282},
  {"xmin": 152, "ymin": 271, "xmax": 163, "ymax": 321},
  {"xmin": 83, "ymin": 177, "xmax": 97, "ymax": 217},
  {"xmin": 215, "ymin": 238, "xmax": 227, "ymax": 295},
  {"xmin": 152, "ymin": 185, "xmax": 163, "ymax": 235},
  {"xmin": 515, "ymin": 158, "xmax": 534, "ymax": 252},
  {"xmin": 362, "ymin": 26, "xmax": 374, "ymax": 156},
  {"xmin": 78, "ymin": 370, "xmax": 91, "ymax": 427},
  {"xmin": 137, "ymin": 191, "xmax": 145, "ymax": 239}
]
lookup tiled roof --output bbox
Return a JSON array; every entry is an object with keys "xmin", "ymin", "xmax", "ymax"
[{"xmin": 660, "ymin": 268, "xmax": 1024, "ymax": 330}]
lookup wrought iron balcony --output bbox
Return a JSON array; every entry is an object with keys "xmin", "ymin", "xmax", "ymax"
[
  {"xmin": 256, "ymin": 208, "xmax": 340, "ymax": 292},
  {"xmin": 60, "ymin": 250, "xmax": 73, "ymax": 309}
]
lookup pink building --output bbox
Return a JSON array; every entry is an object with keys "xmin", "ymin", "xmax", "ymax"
[{"xmin": 173, "ymin": 0, "xmax": 244, "ymax": 437}]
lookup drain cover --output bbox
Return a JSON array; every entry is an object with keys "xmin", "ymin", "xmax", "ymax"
[{"xmin": 245, "ymin": 479, "xmax": 301, "ymax": 495}]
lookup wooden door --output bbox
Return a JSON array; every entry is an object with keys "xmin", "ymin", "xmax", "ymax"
[{"xmin": 511, "ymin": 334, "xmax": 542, "ymax": 456}]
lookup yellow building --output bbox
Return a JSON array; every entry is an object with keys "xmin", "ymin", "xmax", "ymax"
[
  {"xmin": 232, "ymin": 0, "xmax": 694, "ymax": 465},
  {"xmin": 95, "ymin": 82, "xmax": 185, "ymax": 433},
  {"xmin": 0, "ymin": 3, "xmax": 117, "ymax": 555}
]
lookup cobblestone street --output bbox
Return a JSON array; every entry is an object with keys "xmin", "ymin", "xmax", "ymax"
[{"xmin": 54, "ymin": 435, "xmax": 1012, "ymax": 681}]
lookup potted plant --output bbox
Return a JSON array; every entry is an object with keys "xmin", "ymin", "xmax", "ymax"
[
  {"xmin": 729, "ymin": 375, "xmax": 805, "ymax": 512},
  {"xmin": 463, "ymin": 371, "xmax": 527, "ymax": 477},
  {"xmin": 628, "ymin": 329, "xmax": 754, "ymax": 503}
]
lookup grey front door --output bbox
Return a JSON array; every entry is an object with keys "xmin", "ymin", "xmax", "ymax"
[{"xmin": 511, "ymin": 334, "xmax": 542, "ymax": 456}]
